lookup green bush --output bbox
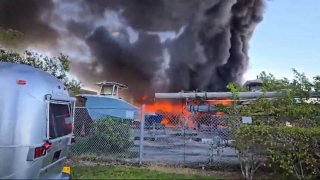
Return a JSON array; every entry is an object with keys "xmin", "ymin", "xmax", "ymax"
[
  {"xmin": 71, "ymin": 118, "xmax": 134, "ymax": 155},
  {"xmin": 70, "ymin": 136, "xmax": 89, "ymax": 154},
  {"xmin": 236, "ymin": 125, "xmax": 320, "ymax": 179}
]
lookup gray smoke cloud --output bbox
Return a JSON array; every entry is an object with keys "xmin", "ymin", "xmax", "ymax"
[{"xmin": 0, "ymin": 0, "xmax": 265, "ymax": 101}]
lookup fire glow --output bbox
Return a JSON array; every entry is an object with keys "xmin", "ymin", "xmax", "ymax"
[{"xmin": 135, "ymin": 96, "xmax": 234, "ymax": 128}]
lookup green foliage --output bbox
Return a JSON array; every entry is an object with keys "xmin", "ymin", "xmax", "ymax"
[
  {"xmin": 89, "ymin": 119, "xmax": 133, "ymax": 153},
  {"xmin": 71, "ymin": 118, "xmax": 134, "ymax": 155},
  {"xmin": 226, "ymin": 69, "xmax": 320, "ymax": 127},
  {"xmin": 227, "ymin": 82, "xmax": 248, "ymax": 92},
  {"xmin": 260, "ymin": 69, "xmax": 320, "ymax": 127},
  {"xmin": 235, "ymin": 125, "xmax": 269, "ymax": 180},
  {"xmin": 0, "ymin": 49, "xmax": 81, "ymax": 92},
  {"xmin": 257, "ymin": 71, "xmax": 291, "ymax": 92},
  {"xmin": 0, "ymin": 28, "xmax": 23, "ymax": 46},
  {"xmin": 236, "ymin": 126, "xmax": 320, "ymax": 180},
  {"xmin": 226, "ymin": 82, "xmax": 248, "ymax": 99},
  {"xmin": 226, "ymin": 69, "xmax": 320, "ymax": 179}
]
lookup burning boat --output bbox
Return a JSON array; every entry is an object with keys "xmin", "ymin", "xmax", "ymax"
[{"xmin": 76, "ymin": 81, "xmax": 138, "ymax": 121}]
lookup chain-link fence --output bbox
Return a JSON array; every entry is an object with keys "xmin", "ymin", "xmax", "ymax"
[
  {"xmin": 70, "ymin": 107, "xmax": 141, "ymax": 164},
  {"xmin": 139, "ymin": 112, "xmax": 243, "ymax": 167},
  {"xmin": 69, "ymin": 106, "xmax": 246, "ymax": 167},
  {"xmin": 68, "ymin": 105, "xmax": 320, "ymax": 178}
]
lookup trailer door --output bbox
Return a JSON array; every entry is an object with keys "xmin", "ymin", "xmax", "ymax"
[{"xmin": 40, "ymin": 102, "xmax": 73, "ymax": 177}]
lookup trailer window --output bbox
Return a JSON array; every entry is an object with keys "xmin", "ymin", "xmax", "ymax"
[{"xmin": 49, "ymin": 103, "xmax": 72, "ymax": 139}]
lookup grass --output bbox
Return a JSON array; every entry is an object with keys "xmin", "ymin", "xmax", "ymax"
[{"xmin": 71, "ymin": 165, "xmax": 217, "ymax": 179}]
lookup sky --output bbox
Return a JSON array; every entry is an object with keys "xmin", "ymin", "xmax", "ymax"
[{"xmin": 245, "ymin": 0, "xmax": 320, "ymax": 81}]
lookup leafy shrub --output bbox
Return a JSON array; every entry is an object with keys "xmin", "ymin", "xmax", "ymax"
[
  {"xmin": 70, "ymin": 136, "xmax": 91, "ymax": 154},
  {"xmin": 236, "ymin": 125, "xmax": 320, "ymax": 180},
  {"xmin": 235, "ymin": 125, "xmax": 269, "ymax": 180},
  {"xmin": 225, "ymin": 69, "xmax": 320, "ymax": 179},
  {"xmin": 71, "ymin": 118, "xmax": 134, "ymax": 155}
]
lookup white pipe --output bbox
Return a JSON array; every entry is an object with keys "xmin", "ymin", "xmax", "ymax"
[{"xmin": 155, "ymin": 91, "xmax": 319, "ymax": 100}]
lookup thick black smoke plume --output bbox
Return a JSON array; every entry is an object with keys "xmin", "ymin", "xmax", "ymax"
[
  {"xmin": 0, "ymin": 0, "xmax": 265, "ymax": 101},
  {"xmin": 0, "ymin": 0, "xmax": 58, "ymax": 49}
]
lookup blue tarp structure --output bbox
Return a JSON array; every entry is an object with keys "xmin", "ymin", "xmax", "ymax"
[
  {"xmin": 82, "ymin": 95, "xmax": 139, "ymax": 121},
  {"xmin": 145, "ymin": 114, "xmax": 163, "ymax": 126}
]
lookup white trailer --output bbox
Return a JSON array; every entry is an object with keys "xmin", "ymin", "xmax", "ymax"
[{"xmin": 0, "ymin": 62, "xmax": 75, "ymax": 179}]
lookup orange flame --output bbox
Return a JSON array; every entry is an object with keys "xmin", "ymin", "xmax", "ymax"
[
  {"xmin": 160, "ymin": 118, "xmax": 169, "ymax": 126},
  {"xmin": 135, "ymin": 97, "xmax": 234, "ymax": 128},
  {"xmin": 145, "ymin": 101, "xmax": 186, "ymax": 114},
  {"xmin": 205, "ymin": 100, "xmax": 233, "ymax": 106}
]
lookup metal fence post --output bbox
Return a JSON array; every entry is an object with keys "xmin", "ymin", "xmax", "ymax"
[{"xmin": 139, "ymin": 104, "xmax": 145, "ymax": 165}]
